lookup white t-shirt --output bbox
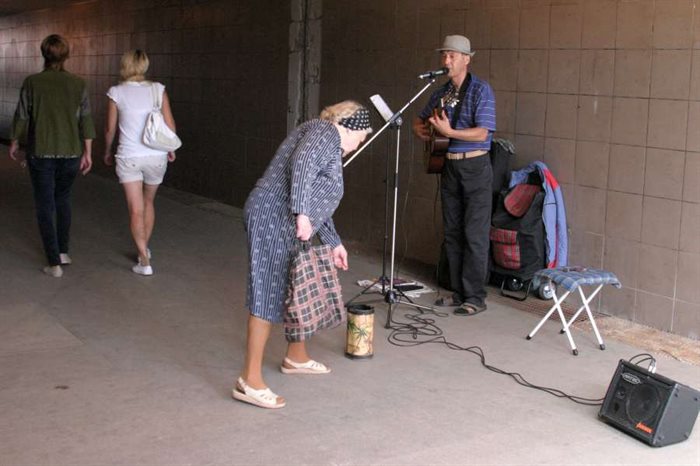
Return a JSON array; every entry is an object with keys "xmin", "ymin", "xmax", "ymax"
[{"xmin": 107, "ymin": 81, "xmax": 168, "ymax": 158}]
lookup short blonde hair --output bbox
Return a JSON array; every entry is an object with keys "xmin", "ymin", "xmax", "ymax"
[
  {"xmin": 320, "ymin": 100, "xmax": 363, "ymax": 124},
  {"xmin": 120, "ymin": 49, "xmax": 149, "ymax": 81}
]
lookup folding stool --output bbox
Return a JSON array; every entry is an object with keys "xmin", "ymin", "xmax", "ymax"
[{"xmin": 526, "ymin": 267, "xmax": 621, "ymax": 355}]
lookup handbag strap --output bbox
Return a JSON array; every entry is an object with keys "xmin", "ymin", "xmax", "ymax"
[
  {"xmin": 293, "ymin": 239, "xmax": 312, "ymax": 254},
  {"xmin": 150, "ymin": 83, "xmax": 162, "ymax": 111}
]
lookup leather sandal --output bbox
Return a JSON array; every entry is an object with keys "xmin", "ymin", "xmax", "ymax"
[
  {"xmin": 434, "ymin": 296, "xmax": 462, "ymax": 307},
  {"xmin": 454, "ymin": 302, "xmax": 487, "ymax": 316},
  {"xmin": 232, "ymin": 377, "xmax": 285, "ymax": 409},
  {"xmin": 280, "ymin": 357, "xmax": 331, "ymax": 374}
]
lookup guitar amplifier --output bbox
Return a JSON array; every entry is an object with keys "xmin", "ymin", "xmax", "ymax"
[{"xmin": 599, "ymin": 360, "xmax": 700, "ymax": 447}]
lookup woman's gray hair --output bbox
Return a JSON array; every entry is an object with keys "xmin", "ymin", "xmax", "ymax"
[{"xmin": 321, "ymin": 101, "xmax": 360, "ymax": 122}]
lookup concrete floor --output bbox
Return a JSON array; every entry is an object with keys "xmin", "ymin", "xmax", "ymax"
[{"xmin": 1, "ymin": 153, "xmax": 699, "ymax": 466}]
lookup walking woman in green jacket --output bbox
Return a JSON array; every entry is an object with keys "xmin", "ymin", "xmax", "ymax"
[{"xmin": 9, "ymin": 34, "xmax": 96, "ymax": 278}]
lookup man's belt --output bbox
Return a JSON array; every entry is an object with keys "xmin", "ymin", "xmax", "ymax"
[{"xmin": 446, "ymin": 150, "xmax": 488, "ymax": 160}]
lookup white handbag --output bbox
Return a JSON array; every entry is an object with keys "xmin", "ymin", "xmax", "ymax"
[{"xmin": 142, "ymin": 83, "xmax": 182, "ymax": 152}]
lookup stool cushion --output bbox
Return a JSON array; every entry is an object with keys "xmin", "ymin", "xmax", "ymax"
[{"xmin": 533, "ymin": 267, "xmax": 622, "ymax": 292}]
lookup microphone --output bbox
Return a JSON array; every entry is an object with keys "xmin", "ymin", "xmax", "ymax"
[
  {"xmin": 369, "ymin": 94, "xmax": 402, "ymax": 126},
  {"xmin": 417, "ymin": 67, "xmax": 448, "ymax": 80}
]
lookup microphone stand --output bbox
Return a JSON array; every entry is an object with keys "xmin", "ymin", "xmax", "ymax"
[
  {"xmin": 344, "ymin": 79, "xmax": 439, "ymax": 327},
  {"xmin": 343, "ymin": 133, "xmax": 392, "ymax": 302}
]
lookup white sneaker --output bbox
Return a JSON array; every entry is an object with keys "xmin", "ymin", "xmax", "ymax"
[
  {"xmin": 147, "ymin": 248, "xmax": 152, "ymax": 259},
  {"xmin": 59, "ymin": 253, "xmax": 72, "ymax": 265},
  {"xmin": 43, "ymin": 265, "xmax": 63, "ymax": 278},
  {"xmin": 132, "ymin": 263, "xmax": 153, "ymax": 276}
]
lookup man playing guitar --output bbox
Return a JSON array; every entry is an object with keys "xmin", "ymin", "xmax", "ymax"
[{"xmin": 412, "ymin": 34, "xmax": 496, "ymax": 316}]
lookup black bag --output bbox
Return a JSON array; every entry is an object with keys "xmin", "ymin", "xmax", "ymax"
[
  {"xmin": 490, "ymin": 181, "xmax": 546, "ymax": 281},
  {"xmin": 490, "ymin": 139, "xmax": 514, "ymax": 210}
]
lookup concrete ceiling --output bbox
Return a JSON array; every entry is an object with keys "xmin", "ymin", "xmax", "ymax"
[{"xmin": 0, "ymin": 0, "xmax": 80, "ymax": 16}]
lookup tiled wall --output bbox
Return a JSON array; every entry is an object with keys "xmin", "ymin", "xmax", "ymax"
[
  {"xmin": 0, "ymin": 0, "xmax": 290, "ymax": 206},
  {"xmin": 0, "ymin": 0, "xmax": 697, "ymax": 338},
  {"xmin": 322, "ymin": 0, "xmax": 700, "ymax": 339}
]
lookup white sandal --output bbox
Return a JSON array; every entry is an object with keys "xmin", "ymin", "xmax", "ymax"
[
  {"xmin": 280, "ymin": 357, "xmax": 331, "ymax": 375},
  {"xmin": 231, "ymin": 377, "xmax": 285, "ymax": 409}
]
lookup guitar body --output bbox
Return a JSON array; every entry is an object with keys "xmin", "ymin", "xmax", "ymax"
[
  {"xmin": 425, "ymin": 132, "xmax": 449, "ymax": 174},
  {"xmin": 424, "ymin": 99, "xmax": 450, "ymax": 174}
]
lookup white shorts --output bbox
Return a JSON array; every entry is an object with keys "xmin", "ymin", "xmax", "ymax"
[{"xmin": 116, "ymin": 155, "xmax": 168, "ymax": 185}]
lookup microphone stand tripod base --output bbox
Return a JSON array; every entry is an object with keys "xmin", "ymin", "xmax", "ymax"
[
  {"xmin": 383, "ymin": 286, "xmax": 438, "ymax": 329},
  {"xmin": 385, "ymin": 290, "xmax": 398, "ymax": 304}
]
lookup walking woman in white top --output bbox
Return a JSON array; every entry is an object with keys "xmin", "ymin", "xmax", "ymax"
[{"xmin": 104, "ymin": 50, "xmax": 177, "ymax": 276}]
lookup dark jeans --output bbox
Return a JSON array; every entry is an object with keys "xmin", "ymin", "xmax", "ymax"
[
  {"xmin": 441, "ymin": 155, "xmax": 493, "ymax": 307},
  {"xmin": 27, "ymin": 157, "xmax": 81, "ymax": 266}
]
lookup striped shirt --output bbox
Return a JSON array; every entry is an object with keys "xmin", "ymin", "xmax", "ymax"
[{"xmin": 419, "ymin": 73, "xmax": 496, "ymax": 152}]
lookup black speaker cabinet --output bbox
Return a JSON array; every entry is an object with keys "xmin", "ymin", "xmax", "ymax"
[{"xmin": 599, "ymin": 359, "xmax": 700, "ymax": 447}]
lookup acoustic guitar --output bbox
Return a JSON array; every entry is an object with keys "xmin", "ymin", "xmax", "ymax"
[
  {"xmin": 425, "ymin": 130, "xmax": 449, "ymax": 174},
  {"xmin": 425, "ymin": 99, "xmax": 449, "ymax": 174}
]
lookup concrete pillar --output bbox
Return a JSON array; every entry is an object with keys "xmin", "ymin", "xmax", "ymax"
[{"xmin": 288, "ymin": 0, "xmax": 322, "ymax": 131}]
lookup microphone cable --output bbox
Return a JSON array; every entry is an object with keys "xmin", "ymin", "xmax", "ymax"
[
  {"xmin": 384, "ymin": 306, "xmax": 607, "ymax": 406},
  {"xmin": 629, "ymin": 352, "xmax": 657, "ymax": 373}
]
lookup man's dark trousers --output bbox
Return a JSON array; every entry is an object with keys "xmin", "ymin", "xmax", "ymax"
[
  {"xmin": 27, "ymin": 157, "xmax": 80, "ymax": 266},
  {"xmin": 441, "ymin": 154, "xmax": 493, "ymax": 307}
]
